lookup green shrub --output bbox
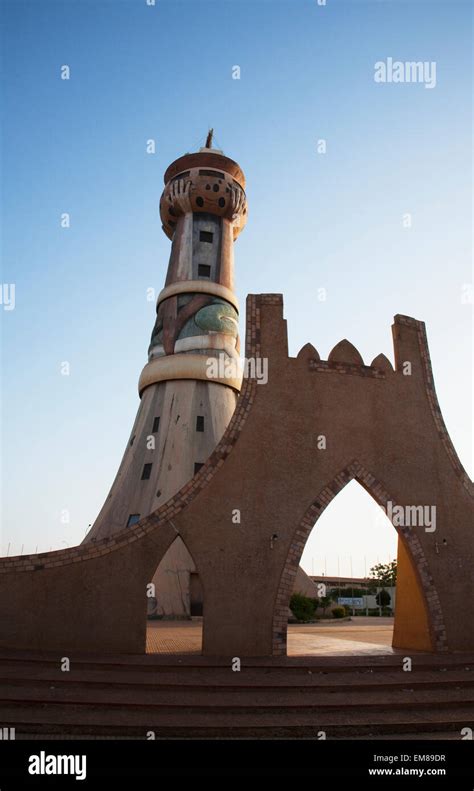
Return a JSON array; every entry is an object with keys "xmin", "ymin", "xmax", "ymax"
[
  {"xmin": 332, "ymin": 606, "xmax": 345, "ymax": 619},
  {"xmin": 290, "ymin": 593, "xmax": 317, "ymax": 622}
]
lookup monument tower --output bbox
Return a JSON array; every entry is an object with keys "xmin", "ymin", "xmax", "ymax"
[{"xmin": 84, "ymin": 132, "xmax": 247, "ymax": 616}]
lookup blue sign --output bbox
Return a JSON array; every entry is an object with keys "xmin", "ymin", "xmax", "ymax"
[{"xmin": 338, "ymin": 597, "xmax": 364, "ymax": 607}]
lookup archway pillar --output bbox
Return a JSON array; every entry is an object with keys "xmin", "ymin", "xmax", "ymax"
[{"xmin": 393, "ymin": 536, "xmax": 433, "ymax": 651}]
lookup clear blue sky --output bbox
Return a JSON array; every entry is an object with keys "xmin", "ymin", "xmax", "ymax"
[{"xmin": 1, "ymin": 0, "xmax": 472, "ymax": 576}]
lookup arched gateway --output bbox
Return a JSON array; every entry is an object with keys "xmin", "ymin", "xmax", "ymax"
[{"xmin": 0, "ymin": 295, "xmax": 472, "ymax": 656}]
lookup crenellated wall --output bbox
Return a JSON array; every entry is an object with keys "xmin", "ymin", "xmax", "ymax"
[{"xmin": 0, "ymin": 295, "xmax": 472, "ymax": 656}]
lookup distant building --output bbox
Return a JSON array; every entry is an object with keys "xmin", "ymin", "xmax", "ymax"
[
  {"xmin": 309, "ymin": 575, "xmax": 396, "ymax": 612},
  {"xmin": 310, "ymin": 575, "xmax": 373, "ymax": 589}
]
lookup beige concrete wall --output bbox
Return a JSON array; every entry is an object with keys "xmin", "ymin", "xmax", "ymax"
[
  {"xmin": 85, "ymin": 380, "xmax": 237, "ymax": 542},
  {"xmin": 85, "ymin": 378, "xmax": 237, "ymax": 616},
  {"xmin": 293, "ymin": 567, "xmax": 318, "ymax": 598}
]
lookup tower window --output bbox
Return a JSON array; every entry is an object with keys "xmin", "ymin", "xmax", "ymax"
[
  {"xmin": 141, "ymin": 463, "xmax": 153, "ymax": 480},
  {"xmin": 171, "ymin": 171, "xmax": 190, "ymax": 182},
  {"xmin": 152, "ymin": 417, "xmax": 160, "ymax": 433},
  {"xmin": 127, "ymin": 514, "xmax": 140, "ymax": 527},
  {"xmin": 199, "ymin": 170, "xmax": 225, "ymax": 179},
  {"xmin": 194, "ymin": 462, "xmax": 204, "ymax": 474},
  {"xmin": 218, "ymin": 198, "xmax": 226, "ymax": 208},
  {"xmin": 196, "ymin": 415, "xmax": 204, "ymax": 432},
  {"xmin": 198, "ymin": 264, "xmax": 211, "ymax": 278},
  {"xmin": 199, "ymin": 231, "xmax": 213, "ymax": 244},
  {"xmin": 196, "ymin": 196, "xmax": 204, "ymax": 207},
  {"xmin": 212, "ymin": 184, "xmax": 219, "ymax": 192}
]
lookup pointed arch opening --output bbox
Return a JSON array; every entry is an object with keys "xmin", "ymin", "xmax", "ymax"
[
  {"xmin": 291, "ymin": 481, "xmax": 400, "ymax": 656},
  {"xmin": 146, "ymin": 535, "xmax": 203, "ymax": 655},
  {"xmin": 274, "ymin": 462, "xmax": 443, "ymax": 657}
]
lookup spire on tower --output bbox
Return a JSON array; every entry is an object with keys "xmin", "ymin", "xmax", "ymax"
[
  {"xmin": 198, "ymin": 128, "xmax": 223, "ymax": 155},
  {"xmin": 205, "ymin": 128, "xmax": 214, "ymax": 149}
]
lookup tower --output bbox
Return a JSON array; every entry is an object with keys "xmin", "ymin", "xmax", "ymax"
[{"xmin": 83, "ymin": 134, "xmax": 248, "ymax": 616}]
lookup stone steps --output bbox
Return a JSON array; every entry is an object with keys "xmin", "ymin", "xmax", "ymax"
[
  {"xmin": 2, "ymin": 647, "xmax": 473, "ymax": 670},
  {"xmin": 1, "ymin": 683, "xmax": 472, "ymax": 708},
  {"xmin": 1, "ymin": 649, "xmax": 472, "ymax": 739},
  {"xmin": 3, "ymin": 704, "xmax": 471, "ymax": 739},
  {"xmin": 1, "ymin": 666, "xmax": 472, "ymax": 691}
]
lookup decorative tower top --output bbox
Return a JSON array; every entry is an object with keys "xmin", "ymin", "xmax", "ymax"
[
  {"xmin": 137, "ymin": 136, "xmax": 247, "ymax": 397},
  {"xmin": 159, "ymin": 133, "xmax": 247, "ymax": 242}
]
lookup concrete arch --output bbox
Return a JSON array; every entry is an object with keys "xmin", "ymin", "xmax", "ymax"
[
  {"xmin": 146, "ymin": 532, "xmax": 205, "ymax": 652},
  {"xmin": 0, "ymin": 294, "xmax": 471, "ymax": 657},
  {"xmin": 272, "ymin": 460, "xmax": 444, "ymax": 656}
]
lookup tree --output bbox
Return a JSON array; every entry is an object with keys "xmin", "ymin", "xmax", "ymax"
[
  {"xmin": 318, "ymin": 595, "xmax": 332, "ymax": 615},
  {"xmin": 369, "ymin": 560, "xmax": 397, "ymax": 588},
  {"xmin": 375, "ymin": 589, "xmax": 391, "ymax": 607}
]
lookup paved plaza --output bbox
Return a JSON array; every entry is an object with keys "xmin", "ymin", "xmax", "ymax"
[{"xmin": 146, "ymin": 617, "xmax": 396, "ymax": 655}]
